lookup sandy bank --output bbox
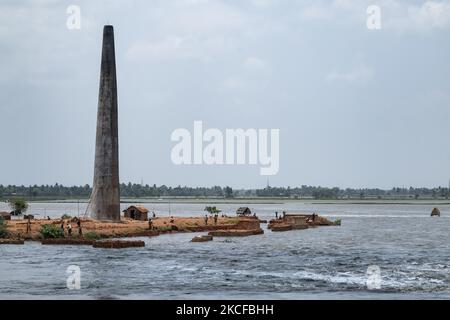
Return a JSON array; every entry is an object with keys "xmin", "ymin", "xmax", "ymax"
[{"xmin": 2, "ymin": 216, "xmax": 260, "ymax": 241}]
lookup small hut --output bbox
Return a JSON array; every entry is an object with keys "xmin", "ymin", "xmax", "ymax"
[
  {"xmin": 0, "ymin": 212, "xmax": 11, "ymax": 221},
  {"xmin": 236, "ymin": 207, "xmax": 251, "ymax": 216},
  {"xmin": 23, "ymin": 214, "xmax": 35, "ymax": 220},
  {"xmin": 431, "ymin": 208, "xmax": 441, "ymax": 217},
  {"xmin": 123, "ymin": 205, "xmax": 149, "ymax": 221}
]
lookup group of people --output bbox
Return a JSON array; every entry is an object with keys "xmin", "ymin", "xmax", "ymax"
[
  {"xmin": 204, "ymin": 214, "xmax": 219, "ymax": 226},
  {"xmin": 60, "ymin": 218, "xmax": 82, "ymax": 237},
  {"xmin": 25, "ymin": 216, "xmax": 83, "ymax": 237},
  {"xmin": 306, "ymin": 213, "xmax": 317, "ymax": 223},
  {"xmin": 274, "ymin": 211, "xmax": 287, "ymax": 219},
  {"xmin": 146, "ymin": 211, "xmax": 159, "ymax": 230}
]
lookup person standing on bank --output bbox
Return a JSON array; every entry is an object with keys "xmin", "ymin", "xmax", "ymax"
[
  {"xmin": 26, "ymin": 217, "xmax": 32, "ymax": 234},
  {"xmin": 77, "ymin": 219, "xmax": 82, "ymax": 236},
  {"xmin": 148, "ymin": 218, "xmax": 153, "ymax": 230}
]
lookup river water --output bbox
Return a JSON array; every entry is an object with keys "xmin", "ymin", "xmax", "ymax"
[{"xmin": 1, "ymin": 202, "xmax": 449, "ymax": 299}]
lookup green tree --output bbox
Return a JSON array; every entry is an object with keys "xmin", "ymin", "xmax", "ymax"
[
  {"xmin": 204, "ymin": 206, "xmax": 221, "ymax": 214},
  {"xmin": 224, "ymin": 186, "xmax": 233, "ymax": 198},
  {"xmin": 8, "ymin": 198, "xmax": 29, "ymax": 216},
  {"xmin": 39, "ymin": 224, "xmax": 64, "ymax": 239}
]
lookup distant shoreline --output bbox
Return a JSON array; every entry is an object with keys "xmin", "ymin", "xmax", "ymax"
[{"xmin": 5, "ymin": 198, "xmax": 450, "ymax": 205}]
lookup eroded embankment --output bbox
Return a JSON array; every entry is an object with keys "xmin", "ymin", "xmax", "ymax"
[{"xmin": 1, "ymin": 216, "xmax": 263, "ymax": 243}]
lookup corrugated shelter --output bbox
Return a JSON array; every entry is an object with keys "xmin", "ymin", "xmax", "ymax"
[
  {"xmin": 236, "ymin": 207, "xmax": 251, "ymax": 216},
  {"xmin": 431, "ymin": 207, "xmax": 441, "ymax": 217},
  {"xmin": 123, "ymin": 205, "xmax": 149, "ymax": 221},
  {"xmin": 0, "ymin": 212, "xmax": 11, "ymax": 221}
]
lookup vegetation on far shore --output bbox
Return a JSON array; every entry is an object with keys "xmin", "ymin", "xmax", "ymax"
[{"xmin": 1, "ymin": 183, "xmax": 450, "ymax": 202}]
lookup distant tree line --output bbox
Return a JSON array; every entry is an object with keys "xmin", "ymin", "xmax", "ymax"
[
  {"xmin": 0, "ymin": 183, "xmax": 234, "ymax": 199},
  {"xmin": 254, "ymin": 185, "xmax": 450, "ymax": 199},
  {"xmin": 0, "ymin": 184, "xmax": 449, "ymax": 200}
]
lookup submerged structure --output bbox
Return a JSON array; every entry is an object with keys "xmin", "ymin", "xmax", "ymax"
[
  {"xmin": 268, "ymin": 213, "xmax": 340, "ymax": 232},
  {"xmin": 431, "ymin": 207, "xmax": 441, "ymax": 217},
  {"xmin": 90, "ymin": 25, "xmax": 120, "ymax": 221}
]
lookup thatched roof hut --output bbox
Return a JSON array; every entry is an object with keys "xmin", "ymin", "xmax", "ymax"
[
  {"xmin": 431, "ymin": 207, "xmax": 441, "ymax": 217},
  {"xmin": 0, "ymin": 212, "xmax": 11, "ymax": 221},
  {"xmin": 123, "ymin": 205, "xmax": 149, "ymax": 221},
  {"xmin": 236, "ymin": 207, "xmax": 251, "ymax": 216}
]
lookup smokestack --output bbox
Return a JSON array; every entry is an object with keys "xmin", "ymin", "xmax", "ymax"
[{"xmin": 91, "ymin": 25, "xmax": 120, "ymax": 221}]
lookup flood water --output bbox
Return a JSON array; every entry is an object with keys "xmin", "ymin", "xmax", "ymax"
[{"xmin": 1, "ymin": 202, "xmax": 450, "ymax": 299}]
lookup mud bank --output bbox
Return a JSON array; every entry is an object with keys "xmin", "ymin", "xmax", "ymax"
[
  {"xmin": 208, "ymin": 229, "xmax": 264, "ymax": 237},
  {"xmin": 93, "ymin": 240, "xmax": 145, "ymax": 249},
  {"xmin": 0, "ymin": 239, "xmax": 24, "ymax": 245},
  {"xmin": 41, "ymin": 239, "xmax": 94, "ymax": 245},
  {"xmin": 191, "ymin": 235, "xmax": 213, "ymax": 242},
  {"xmin": 2, "ymin": 216, "xmax": 261, "ymax": 242},
  {"xmin": 268, "ymin": 214, "xmax": 339, "ymax": 232}
]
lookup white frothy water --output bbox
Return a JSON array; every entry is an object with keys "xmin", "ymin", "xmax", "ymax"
[{"xmin": 1, "ymin": 202, "xmax": 450, "ymax": 299}]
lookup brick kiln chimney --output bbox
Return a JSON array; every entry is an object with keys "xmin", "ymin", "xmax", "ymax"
[{"xmin": 91, "ymin": 25, "xmax": 120, "ymax": 221}]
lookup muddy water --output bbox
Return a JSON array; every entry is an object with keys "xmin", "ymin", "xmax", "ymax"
[{"xmin": 1, "ymin": 202, "xmax": 450, "ymax": 299}]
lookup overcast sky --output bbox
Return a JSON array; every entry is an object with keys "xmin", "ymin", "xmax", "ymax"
[{"xmin": 1, "ymin": 0, "xmax": 450, "ymax": 189}]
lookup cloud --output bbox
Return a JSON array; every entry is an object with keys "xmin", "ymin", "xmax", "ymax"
[
  {"xmin": 125, "ymin": 0, "xmax": 249, "ymax": 62},
  {"xmin": 243, "ymin": 57, "xmax": 267, "ymax": 70},
  {"xmin": 298, "ymin": 0, "xmax": 450, "ymax": 34},
  {"xmin": 397, "ymin": 1, "xmax": 450, "ymax": 32},
  {"xmin": 300, "ymin": 4, "xmax": 335, "ymax": 20},
  {"xmin": 221, "ymin": 76, "xmax": 248, "ymax": 90},
  {"xmin": 249, "ymin": 0, "xmax": 277, "ymax": 8},
  {"xmin": 299, "ymin": 0, "xmax": 366, "ymax": 21},
  {"xmin": 326, "ymin": 63, "xmax": 374, "ymax": 84},
  {"xmin": 126, "ymin": 35, "xmax": 234, "ymax": 62},
  {"xmin": 127, "ymin": 36, "xmax": 194, "ymax": 61},
  {"xmin": 0, "ymin": 0, "xmax": 449, "ymax": 188}
]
